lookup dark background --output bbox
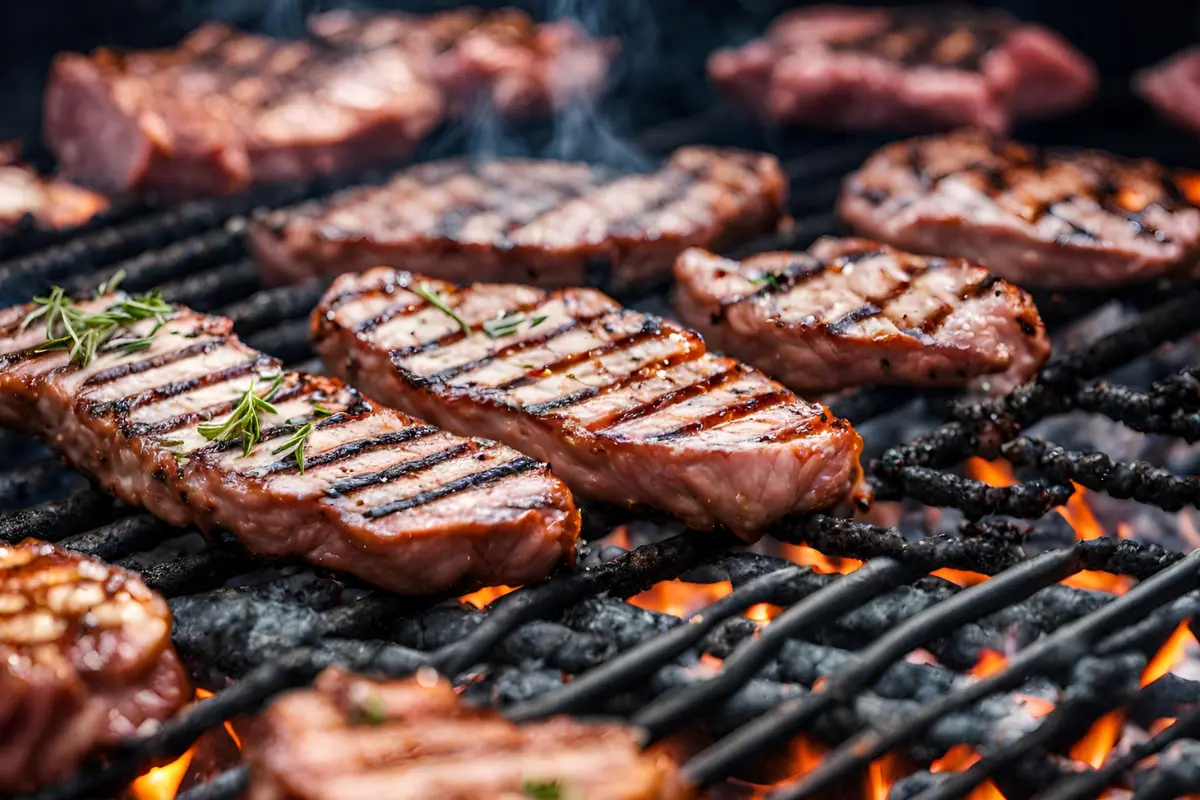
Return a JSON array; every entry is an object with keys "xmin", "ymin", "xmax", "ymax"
[{"xmin": 0, "ymin": 0, "xmax": 1196, "ymax": 146}]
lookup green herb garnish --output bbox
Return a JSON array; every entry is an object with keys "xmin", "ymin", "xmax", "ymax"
[
  {"xmin": 351, "ymin": 693, "xmax": 387, "ymax": 726},
  {"xmin": 529, "ymin": 314, "xmax": 548, "ymax": 329},
  {"xmin": 197, "ymin": 374, "xmax": 284, "ymax": 456},
  {"xmin": 271, "ymin": 422, "xmax": 315, "ymax": 473},
  {"xmin": 20, "ymin": 284, "xmax": 175, "ymax": 367},
  {"xmin": 522, "ymin": 780, "xmax": 562, "ymax": 800},
  {"xmin": 158, "ymin": 438, "xmax": 185, "ymax": 447},
  {"xmin": 483, "ymin": 312, "xmax": 526, "ymax": 338},
  {"xmin": 750, "ymin": 273, "xmax": 782, "ymax": 289},
  {"xmin": 413, "ymin": 282, "xmax": 469, "ymax": 334},
  {"xmin": 313, "ymin": 406, "xmax": 333, "ymax": 417}
]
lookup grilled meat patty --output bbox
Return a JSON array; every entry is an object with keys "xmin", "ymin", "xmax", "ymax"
[
  {"xmin": 0, "ymin": 142, "xmax": 108, "ymax": 236},
  {"xmin": 674, "ymin": 237, "xmax": 1049, "ymax": 395},
  {"xmin": 251, "ymin": 147, "xmax": 788, "ymax": 291},
  {"xmin": 309, "ymin": 7, "xmax": 617, "ymax": 118},
  {"xmin": 1134, "ymin": 47, "xmax": 1200, "ymax": 140},
  {"xmin": 708, "ymin": 5, "xmax": 1096, "ymax": 133},
  {"xmin": 247, "ymin": 667, "xmax": 691, "ymax": 800},
  {"xmin": 0, "ymin": 295, "xmax": 579, "ymax": 595},
  {"xmin": 838, "ymin": 129, "xmax": 1200, "ymax": 288},
  {"xmin": 1, "ymin": 539, "xmax": 189, "ymax": 793},
  {"xmin": 313, "ymin": 269, "xmax": 864, "ymax": 538},
  {"xmin": 44, "ymin": 22, "xmax": 444, "ymax": 199}
]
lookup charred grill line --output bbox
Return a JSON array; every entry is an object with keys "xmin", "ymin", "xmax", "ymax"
[
  {"xmin": 84, "ymin": 355, "xmax": 276, "ymax": 416},
  {"xmin": 59, "ymin": 513, "xmax": 174, "ymax": 562},
  {"xmin": 324, "ymin": 442, "xmax": 472, "ymax": 497},
  {"xmin": 254, "ymin": 425, "xmax": 441, "ymax": 478},
  {"xmin": 364, "ymin": 455, "xmax": 539, "ymax": 518},
  {"xmin": 66, "ymin": 228, "xmax": 243, "ymax": 298},
  {"xmin": 522, "ymin": 348, "xmax": 704, "ymax": 418},
  {"xmin": 81, "ymin": 338, "xmax": 229, "ymax": 388},
  {"xmin": 158, "ymin": 258, "xmax": 261, "ymax": 311},
  {"xmin": 645, "ymin": 388, "xmax": 794, "ymax": 442},
  {"xmin": 355, "ymin": 297, "xmax": 429, "ymax": 334},
  {"xmin": 585, "ymin": 366, "xmax": 741, "ymax": 432},
  {"xmin": 765, "ymin": 550, "xmax": 1200, "ymax": 800},
  {"xmin": 874, "ymin": 465, "xmax": 1075, "ymax": 519},
  {"xmin": 220, "ymin": 279, "xmax": 330, "ymax": 336},
  {"xmin": 0, "ymin": 488, "xmax": 119, "ymax": 545},
  {"xmin": 496, "ymin": 316, "xmax": 665, "ymax": 390},
  {"xmin": 1073, "ymin": 380, "xmax": 1200, "ymax": 442},
  {"xmin": 420, "ymin": 315, "xmax": 590, "ymax": 383}
]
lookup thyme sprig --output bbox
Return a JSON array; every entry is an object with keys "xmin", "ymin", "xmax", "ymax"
[
  {"xmin": 413, "ymin": 282, "xmax": 469, "ymax": 334},
  {"xmin": 483, "ymin": 311, "xmax": 550, "ymax": 339},
  {"xmin": 197, "ymin": 374, "xmax": 284, "ymax": 457}
]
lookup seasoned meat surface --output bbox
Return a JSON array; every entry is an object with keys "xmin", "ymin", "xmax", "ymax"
[
  {"xmin": 709, "ymin": 4, "xmax": 1096, "ymax": 132},
  {"xmin": 309, "ymin": 7, "xmax": 617, "ymax": 117},
  {"xmin": 0, "ymin": 294, "xmax": 578, "ymax": 594},
  {"xmin": 838, "ymin": 129, "xmax": 1200, "ymax": 287},
  {"xmin": 44, "ymin": 22, "xmax": 444, "ymax": 198},
  {"xmin": 1134, "ymin": 46, "xmax": 1200, "ymax": 140},
  {"xmin": 674, "ymin": 237, "xmax": 1049, "ymax": 395},
  {"xmin": 0, "ymin": 142, "xmax": 108, "ymax": 235},
  {"xmin": 247, "ymin": 667, "xmax": 692, "ymax": 800},
  {"xmin": 251, "ymin": 147, "xmax": 788, "ymax": 291},
  {"xmin": 313, "ymin": 269, "xmax": 864, "ymax": 539},
  {"xmin": 0, "ymin": 539, "xmax": 189, "ymax": 793}
]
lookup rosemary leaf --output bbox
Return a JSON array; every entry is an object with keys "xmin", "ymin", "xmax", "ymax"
[
  {"xmin": 528, "ymin": 314, "xmax": 548, "ymax": 329},
  {"xmin": 483, "ymin": 312, "xmax": 526, "ymax": 338},
  {"xmin": 750, "ymin": 273, "xmax": 782, "ymax": 289},
  {"xmin": 197, "ymin": 374, "xmax": 284, "ymax": 457},
  {"xmin": 522, "ymin": 780, "xmax": 562, "ymax": 800},
  {"xmin": 413, "ymin": 282, "xmax": 469, "ymax": 334},
  {"xmin": 271, "ymin": 422, "xmax": 315, "ymax": 474}
]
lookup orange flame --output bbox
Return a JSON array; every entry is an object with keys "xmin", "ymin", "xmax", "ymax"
[
  {"xmin": 932, "ymin": 568, "xmax": 989, "ymax": 587},
  {"xmin": 783, "ymin": 543, "xmax": 862, "ymax": 575},
  {"xmin": 1070, "ymin": 711, "xmax": 1123, "ymax": 768},
  {"xmin": 130, "ymin": 752, "xmax": 194, "ymax": 800},
  {"xmin": 969, "ymin": 649, "xmax": 1008, "ymax": 679},
  {"xmin": 459, "ymin": 585, "xmax": 517, "ymax": 609},
  {"xmin": 628, "ymin": 579, "xmax": 734, "ymax": 619},
  {"xmin": 1142, "ymin": 621, "xmax": 1197, "ymax": 686},
  {"xmin": 866, "ymin": 753, "xmax": 909, "ymax": 800},
  {"xmin": 929, "ymin": 746, "xmax": 1005, "ymax": 799}
]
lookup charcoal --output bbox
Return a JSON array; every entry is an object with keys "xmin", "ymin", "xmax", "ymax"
[
  {"xmin": 0, "ymin": 488, "xmax": 120, "ymax": 545},
  {"xmin": 560, "ymin": 597, "xmax": 680, "ymax": 650},
  {"xmin": 0, "ymin": 457, "xmax": 83, "ymax": 507},
  {"xmin": 390, "ymin": 603, "xmax": 482, "ymax": 651},
  {"xmin": 160, "ymin": 258, "xmax": 260, "ymax": 311},
  {"xmin": 60, "ymin": 513, "xmax": 174, "ymax": 561}
]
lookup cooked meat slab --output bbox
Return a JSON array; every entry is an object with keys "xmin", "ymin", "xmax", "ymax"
[
  {"xmin": 313, "ymin": 269, "xmax": 864, "ymax": 538},
  {"xmin": 247, "ymin": 667, "xmax": 691, "ymax": 800},
  {"xmin": 44, "ymin": 23, "xmax": 444, "ymax": 199},
  {"xmin": 838, "ymin": 129, "xmax": 1200, "ymax": 288},
  {"xmin": 0, "ymin": 291, "xmax": 579, "ymax": 595},
  {"xmin": 674, "ymin": 237, "xmax": 1049, "ymax": 395},
  {"xmin": 0, "ymin": 142, "xmax": 109, "ymax": 236},
  {"xmin": 251, "ymin": 147, "xmax": 788, "ymax": 291},
  {"xmin": 1134, "ymin": 47, "xmax": 1200, "ymax": 140},
  {"xmin": 309, "ymin": 7, "xmax": 617, "ymax": 118},
  {"xmin": 1, "ymin": 539, "xmax": 189, "ymax": 793},
  {"xmin": 709, "ymin": 5, "xmax": 1096, "ymax": 132}
]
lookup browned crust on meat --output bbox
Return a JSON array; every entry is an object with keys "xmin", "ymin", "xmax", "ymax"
[
  {"xmin": 246, "ymin": 667, "xmax": 693, "ymax": 800},
  {"xmin": 249, "ymin": 147, "xmax": 788, "ymax": 291},
  {"xmin": 313, "ymin": 269, "xmax": 865, "ymax": 539},
  {"xmin": 0, "ymin": 539, "xmax": 189, "ymax": 793}
]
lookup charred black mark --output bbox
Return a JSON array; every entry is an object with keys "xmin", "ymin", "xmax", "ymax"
[
  {"xmin": 753, "ymin": 408, "xmax": 832, "ymax": 443},
  {"xmin": 122, "ymin": 377, "xmax": 310, "ymax": 438},
  {"xmin": 82, "ymin": 338, "xmax": 229, "ymax": 388},
  {"xmin": 835, "ymin": 9, "xmax": 1010, "ymax": 71},
  {"xmin": 254, "ymin": 424, "xmax": 441, "ymax": 477},
  {"xmin": 643, "ymin": 389, "xmax": 792, "ymax": 442},
  {"xmin": 826, "ymin": 303, "xmax": 884, "ymax": 336},
  {"xmin": 914, "ymin": 275, "xmax": 999, "ymax": 336},
  {"xmin": 326, "ymin": 442, "xmax": 472, "ymax": 497},
  {"xmin": 365, "ymin": 456, "xmax": 540, "ymax": 518},
  {"xmin": 86, "ymin": 356, "xmax": 278, "ymax": 416},
  {"xmin": 356, "ymin": 297, "xmax": 431, "ymax": 334},
  {"xmin": 589, "ymin": 366, "xmax": 741, "ymax": 432},
  {"xmin": 720, "ymin": 256, "xmax": 829, "ymax": 311},
  {"xmin": 498, "ymin": 315, "xmax": 666, "ymax": 391},
  {"xmin": 388, "ymin": 297, "xmax": 548, "ymax": 361},
  {"xmin": 522, "ymin": 346, "xmax": 703, "ymax": 418},
  {"xmin": 608, "ymin": 163, "xmax": 712, "ymax": 240}
]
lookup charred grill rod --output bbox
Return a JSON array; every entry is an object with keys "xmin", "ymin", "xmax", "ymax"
[
  {"xmin": 763, "ymin": 549, "xmax": 1200, "ymax": 800},
  {"xmin": 175, "ymin": 766, "xmax": 249, "ymax": 800}
]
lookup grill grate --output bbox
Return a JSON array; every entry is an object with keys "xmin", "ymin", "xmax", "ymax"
[{"xmin": 2, "ymin": 104, "xmax": 1200, "ymax": 800}]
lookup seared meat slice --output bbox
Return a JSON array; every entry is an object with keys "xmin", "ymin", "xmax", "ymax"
[
  {"xmin": 313, "ymin": 269, "xmax": 864, "ymax": 538},
  {"xmin": 44, "ymin": 23, "xmax": 443, "ymax": 199},
  {"xmin": 251, "ymin": 146, "xmax": 788, "ymax": 291},
  {"xmin": 309, "ymin": 7, "xmax": 617, "ymax": 117},
  {"xmin": 1, "ymin": 539, "xmax": 189, "ymax": 793},
  {"xmin": 673, "ymin": 237, "xmax": 1049, "ymax": 395},
  {"xmin": 0, "ymin": 293, "xmax": 578, "ymax": 595},
  {"xmin": 247, "ymin": 667, "xmax": 691, "ymax": 800},
  {"xmin": 708, "ymin": 5, "xmax": 1096, "ymax": 133},
  {"xmin": 1134, "ymin": 47, "xmax": 1200, "ymax": 139},
  {"xmin": 838, "ymin": 129, "xmax": 1200, "ymax": 288},
  {"xmin": 0, "ymin": 142, "xmax": 108, "ymax": 235}
]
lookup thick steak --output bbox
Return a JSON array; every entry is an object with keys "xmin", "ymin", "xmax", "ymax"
[
  {"xmin": 0, "ymin": 539, "xmax": 189, "ymax": 793},
  {"xmin": 674, "ymin": 237, "xmax": 1049, "ymax": 395},
  {"xmin": 247, "ymin": 667, "xmax": 691, "ymax": 800},
  {"xmin": 0, "ymin": 295, "xmax": 579, "ymax": 595},
  {"xmin": 838, "ymin": 129, "xmax": 1200, "ymax": 287},
  {"xmin": 44, "ymin": 23, "xmax": 444, "ymax": 199},
  {"xmin": 709, "ymin": 4, "xmax": 1096, "ymax": 132},
  {"xmin": 309, "ymin": 7, "xmax": 617, "ymax": 117},
  {"xmin": 250, "ymin": 147, "xmax": 788, "ymax": 291},
  {"xmin": 1134, "ymin": 47, "xmax": 1200, "ymax": 140},
  {"xmin": 313, "ymin": 269, "xmax": 865, "ymax": 539},
  {"xmin": 0, "ymin": 142, "xmax": 108, "ymax": 235}
]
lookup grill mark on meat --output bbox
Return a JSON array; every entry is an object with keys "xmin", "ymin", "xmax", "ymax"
[
  {"xmin": 715, "ymin": 258, "xmax": 830, "ymax": 315},
  {"xmin": 820, "ymin": 249, "xmax": 946, "ymax": 335},
  {"xmin": 388, "ymin": 297, "xmax": 549, "ymax": 361},
  {"xmin": 84, "ymin": 355, "xmax": 277, "ymax": 416},
  {"xmin": 910, "ymin": 273, "xmax": 1002, "ymax": 336},
  {"xmin": 253, "ymin": 425, "xmax": 441, "ymax": 477},
  {"xmin": 497, "ymin": 316, "xmax": 665, "ymax": 391},
  {"xmin": 608, "ymin": 163, "xmax": 712, "ymax": 238},
  {"xmin": 121, "ymin": 377, "xmax": 310, "ymax": 438},
  {"xmin": 189, "ymin": 398, "xmax": 353, "ymax": 460},
  {"xmin": 325, "ymin": 273, "xmax": 416, "ymax": 315},
  {"xmin": 825, "ymin": 303, "xmax": 885, "ymax": 335},
  {"xmin": 521, "ymin": 347, "xmax": 702, "ymax": 417},
  {"xmin": 81, "ymin": 338, "xmax": 229, "ymax": 387},
  {"xmin": 325, "ymin": 442, "xmax": 474, "ymax": 496},
  {"xmin": 586, "ymin": 365, "xmax": 741, "ymax": 432},
  {"xmin": 642, "ymin": 388, "xmax": 792, "ymax": 442},
  {"xmin": 834, "ymin": 10, "xmax": 1011, "ymax": 72},
  {"xmin": 356, "ymin": 298, "xmax": 430, "ymax": 334},
  {"xmin": 364, "ymin": 456, "xmax": 540, "ymax": 519}
]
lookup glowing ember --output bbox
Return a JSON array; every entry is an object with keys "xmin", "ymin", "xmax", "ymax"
[
  {"xmin": 969, "ymin": 648, "xmax": 1008, "ymax": 678},
  {"xmin": 1069, "ymin": 710, "xmax": 1123, "ymax": 768},
  {"xmin": 1142, "ymin": 621, "xmax": 1197, "ymax": 685},
  {"xmin": 783, "ymin": 543, "xmax": 862, "ymax": 575},
  {"xmin": 130, "ymin": 751, "xmax": 194, "ymax": 800},
  {"xmin": 930, "ymin": 745, "xmax": 1005, "ymax": 799},
  {"xmin": 932, "ymin": 567, "xmax": 989, "ymax": 587},
  {"xmin": 628, "ymin": 579, "xmax": 733, "ymax": 618},
  {"xmin": 459, "ymin": 585, "xmax": 517, "ymax": 608},
  {"xmin": 865, "ymin": 753, "xmax": 908, "ymax": 800}
]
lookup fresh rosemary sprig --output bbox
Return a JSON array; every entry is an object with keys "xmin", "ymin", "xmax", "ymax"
[
  {"xmin": 750, "ymin": 273, "xmax": 782, "ymax": 289},
  {"xmin": 522, "ymin": 780, "xmax": 562, "ymax": 800},
  {"xmin": 482, "ymin": 311, "xmax": 551, "ymax": 339},
  {"xmin": 413, "ymin": 282, "xmax": 469, "ymax": 334},
  {"xmin": 197, "ymin": 374, "xmax": 284, "ymax": 457},
  {"xmin": 271, "ymin": 421, "xmax": 315, "ymax": 473}
]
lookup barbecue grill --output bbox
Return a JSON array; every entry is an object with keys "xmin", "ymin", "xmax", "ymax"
[{"xmin": 2, "ymin": 2, "xmax": 1200, "ymax": 799}]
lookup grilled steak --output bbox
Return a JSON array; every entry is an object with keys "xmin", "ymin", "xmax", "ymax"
[
  {"xmin": 313, "ymin": 269, "xmax": 865, "ymax": 538},
  {"xmin": 309, "ymin": 7, "xmax": 617, "ymax": 117},
  {"xmin": 1134, "ymin": 47, "xmax": 1200, "ymax": 139},
  {"xmin": 247, "ymin": 666, "xmax": 691, "ymax": 800},
  {"xmin": 0, "ymin": 292, "xmax": 579, "ymax": 595},
  {"xmin": 44, "ymin": 23, "xmax": 444, "ymax": 199},
  {"xmin": 674, "ymin": 237, "xmax": 1049, "ymax": 395},
  {"xmin": 251, "ymin": 147, "xmax": 788, "ymax": 291},
  {"xmin": 709, "ymin": 5, "xmax": 1096, "ymax": 133},
  {"xmin": 838, "ymin": 129, "xmax": 1200, "ymax": 288},
  {"xmin": 0, "ymin": 142, "xmax": 108, "ymax": 235},
  {"xmin": 1, "ymin": 539, "xmax": 189, "ymax": 793}
]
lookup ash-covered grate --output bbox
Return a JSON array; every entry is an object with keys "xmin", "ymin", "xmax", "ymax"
[{"xmin": 2, "ymin": 104, "xmax": 1200, "ymax": 800}]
